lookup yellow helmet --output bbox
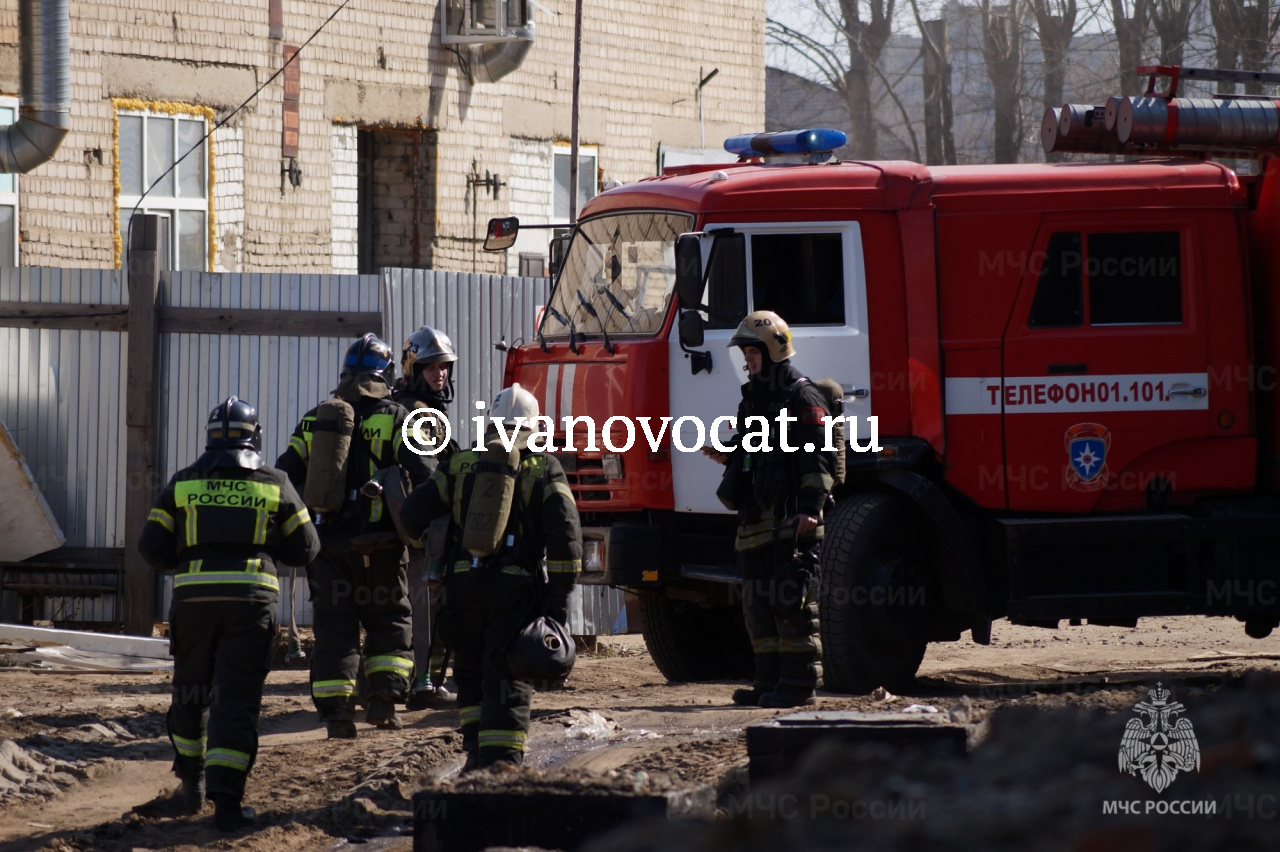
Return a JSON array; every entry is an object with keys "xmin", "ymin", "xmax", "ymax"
[{"xmin": 728, "ymin": 310, "xmax": 796, "ymax": 363}]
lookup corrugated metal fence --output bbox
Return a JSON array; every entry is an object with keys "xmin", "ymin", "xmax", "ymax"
[{"xmin": 1, "ymin": 265, "xmax": 625, "ymax": 634}]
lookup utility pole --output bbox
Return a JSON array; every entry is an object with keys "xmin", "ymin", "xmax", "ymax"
[
  {"xmin": 569, "ymin": 0, "xmax": 583, "ymax": 223},
  {"xmin": 698, "ymin": 67, "xmax": 719, "ymax": 150}
]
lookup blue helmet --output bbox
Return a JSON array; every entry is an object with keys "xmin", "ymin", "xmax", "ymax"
[{"xmin": 342, "ymin": 333, "xmax": 395, "ymax": 382}]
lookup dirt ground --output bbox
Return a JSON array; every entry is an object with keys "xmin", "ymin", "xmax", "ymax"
[{"xmin": 1, "ymin": 614, "xmax": 1278, "ymax": 852}]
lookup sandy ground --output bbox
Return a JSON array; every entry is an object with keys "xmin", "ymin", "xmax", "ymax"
[{"xmin": 0, "ymin": 615, "xmax": 1277, "ymax": 851}]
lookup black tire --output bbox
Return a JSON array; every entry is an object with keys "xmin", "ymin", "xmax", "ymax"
[
  {"xmin": 820, "ymin": 492, "xmax": 931, "ymax": 694},
  {"xmin": 637, "ymin": 589, "xmax": 753, "ymax": 682}
]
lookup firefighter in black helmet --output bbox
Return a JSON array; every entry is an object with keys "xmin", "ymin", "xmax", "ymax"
[
  {"xmin": 704, "ymin": 310, "xmax": 834, "ymax": 708},
  {"xmin": 401, "ymin": 384, "xmax": 582, "ymax": 770},
  {"xmin": 139, "ymin": 396, "xmax": 320, "ymax": 831},
  {"xmin": 394, "ymin": 325, "xmax": 459, "ymax": 710},
  {"xmin": 276, "ymin": 333, "xmax": 432, "ymax": 738}
]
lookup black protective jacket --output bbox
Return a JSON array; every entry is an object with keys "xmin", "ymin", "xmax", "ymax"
[
  {"xmin": 726, "ymin": 361, "xmax": 836, "ymax": 552},
  {"xmin": 400, "ymin": 435, "xmax": 583, "ymax": 592},
  {"xmin": 138, "ymin": 451, "xmax": 321, "ymax": 603}
]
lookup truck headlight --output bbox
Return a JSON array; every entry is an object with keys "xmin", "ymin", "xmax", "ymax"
[{"xmin": 602, "ymin": 453, "xmax": 623, "ymax": 481}]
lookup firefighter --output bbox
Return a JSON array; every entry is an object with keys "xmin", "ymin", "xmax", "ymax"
[
  {"xmin": 139, "ymin": 397, "xmax": 320, "ymax": 831},
  {"xmin": 400, "ymin": 383, "xmax": 582, "ymax": 770},
  {"xmin": 705, "ymin": 310, "xmax": 834, "ymax": 708},
  {"xmin": 277, "ymin": 333, "xmax": 432, "ymax": 738},
  {"xmin": 394, "ymin": 325, "xmax": 459, "ymax": 710}
]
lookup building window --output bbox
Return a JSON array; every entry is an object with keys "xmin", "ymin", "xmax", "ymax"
[
  {"xmin": 115, "ymin": 104, "xmax": 213, "ymax": 271},
  {"xmin": 553, "ymin": 146, "xmax": 597, "ymax": 220},
  {"xmin": 0, "ymin": 98, "xmax": 18, "ymax": 267}
]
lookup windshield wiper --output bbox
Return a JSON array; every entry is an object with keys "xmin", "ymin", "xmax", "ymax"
[
  {"xmin": 544, "ymin": 305, "xmax": 580, "ymax": 354},
  {"xmin": 576, "ymin": 291, "xmax": 615, "ymax": 354}
]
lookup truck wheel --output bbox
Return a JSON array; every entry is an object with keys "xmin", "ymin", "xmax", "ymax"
[
  {"xmin": 820, "ymin": 492, "xmax": 931, "ymax": 694},
  {"xmin": 637, "ymin": 589, "xmax": 753, "ymax": 682}
]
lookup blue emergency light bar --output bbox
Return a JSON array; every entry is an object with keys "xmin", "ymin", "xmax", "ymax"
[{"xmin": 723, "ymin": 128, "xmax": 848, "ymax": 157}]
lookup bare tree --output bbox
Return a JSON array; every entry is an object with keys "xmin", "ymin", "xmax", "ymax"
[
  {"xmin": 1030, "ymin": 0, "xmax": 1080, "ymax": 112},
  {"xmin": 1150, "ymin": 0, "xmax": 1198, "ymax": 66},
  {"xmin": 767, "ymin": 0, "xmax": 899, "ymax": 158},
  {"xmin": 911, "ymin": 0, "xmax": 957, "ymax": 164},
  {"xmin": 1110, "ymin": 0, "xmax": 1151, "ymax": 95},
  {"xmin": 1208, "ymin": 0, "xmax": 1280, "ymax": 93},
  {"xmin": 980, "ymin": 0, "xmax": 1026, "ymax": 162}
]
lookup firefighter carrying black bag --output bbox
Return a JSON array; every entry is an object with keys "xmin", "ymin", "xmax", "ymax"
[
  {"xmin": 139, "ymin": 396, "xmax": 320, "ymax": 831},
  {"xmin": 401, "ymin": 383, "xmax": 582, "ymax": 771},
  {"xmin": 276, "ymin": 333, "xmax": 433, "ymax": 739}
]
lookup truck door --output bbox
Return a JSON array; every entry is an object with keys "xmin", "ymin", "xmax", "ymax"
[
  {"xmin": 669, "ymin": 221, "xmax": 872, "ymax": 514},
  {"xmin": 1001, "ymin": 218, "xmax": 1214, "ymax": 511}
]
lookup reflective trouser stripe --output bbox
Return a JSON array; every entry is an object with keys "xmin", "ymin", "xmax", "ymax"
[
  {"xmin": 478, "ymin": 729, "xmax": 528, "ymax": 751},
  {"xmin": 174, "ymin": 571, "xmax": 279, "ymax": 591},
  {"xmin": 206, "ymin": 748, "xmax": 252, "ymax": 771},
  {"xmin": 752, "ymin": 637, "xmax": 779, "ymax": 653},
  {"xmin": 779, "ymin": 636, "xmax": 818, "ymax": 653},
  {"xmin": 312, "ymin": 679, "xmax": 358, "ymax": 698},
  {"xmin": 172, "ymin": 733, "xmax": 206, "ymax": 758},
  {"xmin": 459, "ymin": 705, "xmax": 482, "ymax": 726},
  {"xmin": 365, "ymin": 654, "xmax": 413, "ymax": 676}
]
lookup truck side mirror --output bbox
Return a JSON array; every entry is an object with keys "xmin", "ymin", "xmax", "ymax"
[
  {"xmin": 484, "ymin": 216, "xmax": 519, "ymax": 251},
  {"xmin": 674, "ymin": 234, "xmax": 703, "ymax": 308},
  {"xmin": 678, "ymin": 310, "xmax": 705, "ymax": 348},
  {"xmin": 549, "ymin": 233, "xmax": 571, "ymax": 278}
]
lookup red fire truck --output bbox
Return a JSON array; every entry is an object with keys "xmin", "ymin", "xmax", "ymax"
[{"xmin": 486, "ymin": 66, "xmax": 1280, "ymax": 693}]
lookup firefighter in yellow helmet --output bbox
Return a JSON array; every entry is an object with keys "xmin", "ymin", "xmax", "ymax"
[
  {"xmin": 401, "ymin": 384, "xmax": 583, "ymax": 770},
  {"xmin": 705, "ymin": 310, "xmax": 834, "ymax": 707},
  {"xmin": 139, "ymin": 396, "xmax": 320, "ymax": 831}
]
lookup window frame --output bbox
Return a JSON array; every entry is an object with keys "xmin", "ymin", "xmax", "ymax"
[
  {"xmin": 0, "ymin": 96, "xmax": 19, "ymax": 266},
  {"xmin": 114, "ymin": 103, "xmax": 215, "ymax": 272},
  {"xmin": 552, "ymin": 144, "xmax": 598, "ymax": 221},
  {"xmin": 1025, "ymin": 226, "xmax": 1187, "ymax": 331}
]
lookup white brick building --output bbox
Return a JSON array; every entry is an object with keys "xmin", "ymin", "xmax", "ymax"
[{"xmin": 0, "ymin": 0, "xmax": 765, "ymax": 274}]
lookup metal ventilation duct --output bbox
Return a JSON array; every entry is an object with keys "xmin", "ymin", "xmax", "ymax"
[
  {"xmin": 0, "ymin": 0, "xmax": 71, "ymax": 173},
  {"xmin": 471, "ymin": 21, "xmax": 535, "ymax": 84}
]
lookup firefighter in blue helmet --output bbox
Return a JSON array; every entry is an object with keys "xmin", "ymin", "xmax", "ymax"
[
  {"xmin": 276, "ymin": 334, "xmax": 432, "ymax": 738},
  {"xmin": 139, "ymin": 396, "xmax": 320, "ymax": 831}
]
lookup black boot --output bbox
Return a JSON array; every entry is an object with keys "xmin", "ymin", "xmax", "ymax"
[
  {"xmin": 212, "ymin": 794, "xmax": 256, "ymax": 832},
  {"xmin": 367, "ymin": 697, "xmax": 403, "ymax": 730},
  {"xmin": 326, "ymin": 719, "xmax": 358, "ymax": 739},
  {"xmin": 177, "ymin": 762, "xmax": 205, "ymax": 814},
  {"xmin": 759, "ymin": 685, "xmax": 817, "ymax": 708},
  {"xmin": 731, "ymin": 685, "xmax": 773, "ymax": 706}
]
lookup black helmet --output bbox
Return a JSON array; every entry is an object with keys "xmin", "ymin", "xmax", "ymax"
[
  {"xmin": 342, "ymin": 333, "xmax": 395, "ymax": 382},
  {"xmin": 206, "ymin": 396, "xmax": 262, "ymax": 451},
  {"xmin": 507, "ymin": 615, "xmax": 576, "ymax": 685}
]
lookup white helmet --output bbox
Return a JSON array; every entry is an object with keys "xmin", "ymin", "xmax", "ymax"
[{"xmin": 491, "ymin": 383, "xmax": 540, "ymax": 425}]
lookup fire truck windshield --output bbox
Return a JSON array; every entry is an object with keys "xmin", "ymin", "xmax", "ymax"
[{"xmin": 541, "ymin": 211, "xmax": 694, "ymax": 339}]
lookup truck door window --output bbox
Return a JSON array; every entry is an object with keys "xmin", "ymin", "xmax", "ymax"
[
  {"xmin": 1029, "ymin": 232, "xmax": 1083, "ymax": 328},
  {"xmin": 1088, "ymin": 231, "xmax": 1182, "ymax": 325},
  {"xmin": 751, "ymin": 233, "xmax": 845, "ymax": 325},
  {"xmin": 704, "ymin": 232, "xmax": 746, "ymax": 329}
]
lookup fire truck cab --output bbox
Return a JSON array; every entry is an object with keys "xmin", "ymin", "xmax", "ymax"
[{"xmin": 494, "ymin": 87, "xmax": 1280, "ymax": 692}]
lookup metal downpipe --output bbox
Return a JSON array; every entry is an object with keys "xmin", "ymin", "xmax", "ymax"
[
  {"xmin": 471, "ymin": 22, "xmax": 535, "ymax": 84},
  {"xmin": 0, "ymin": 0, "xmax": 71, "ymax": 173}
]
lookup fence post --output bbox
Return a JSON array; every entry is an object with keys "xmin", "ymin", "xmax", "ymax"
[{"xmin": 123, "ymin": 214, "xmax": 160, "ymax": 636}]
